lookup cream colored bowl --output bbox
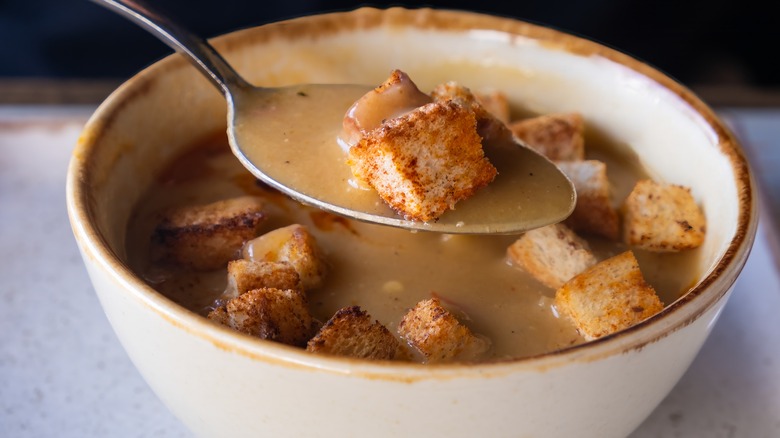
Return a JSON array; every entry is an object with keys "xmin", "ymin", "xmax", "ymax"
[{"xmin": 67, "ymin": 8, "xmax": 757, "ymax": 437}]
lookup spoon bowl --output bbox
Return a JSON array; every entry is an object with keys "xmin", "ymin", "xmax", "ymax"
[{"xmin": 92, "ymin": 0, "xmax": 575, "ymax": 234}]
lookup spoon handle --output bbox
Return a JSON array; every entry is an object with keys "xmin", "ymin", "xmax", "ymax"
[{"xmin": 89, "ymin": 0, "xmax": 250, "ymax": 95}]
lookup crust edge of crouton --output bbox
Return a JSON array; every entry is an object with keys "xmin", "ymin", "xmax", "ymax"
[
  {"xmin": 507, "ymin": 223, "xmax": 598, "ymax": 289},
  {"xmin": 509, "ymin": 113, "xmax": 585, "ymax": 161},
  {"xmin": 554, "ymin": 251, "xmax": 664, "ymax": 341},
  {"xmin": 151, "ymin": 196, "xmax": 266, "ymax": 271},
  {"xmin": 306, "ymin": 306, "xmax": 403, "ymax": 361},
  {"xmin": 223, "ymin": 259, "xmax": 302, "ymax": 300},
  {"xmin": 207, "ymin": 287, "xmax": 316, "ymax": 347},
  {"xmin": 622, "ymin": 179, "xmax": 706, "ymax": 252},
  {"xmin": 430, "ymin": 81, "xmax": 513, "ymax": 144},
  {"xmin": 348, "ymin": 99, "xmax": 497, "ymax": 222},
  {"xmin": 555, "ymin": 160, "xmax": 620, "ymax": 240},
  {"xmin": 398, "ymin": 297, "xmax": 489, "ymax": 363}
]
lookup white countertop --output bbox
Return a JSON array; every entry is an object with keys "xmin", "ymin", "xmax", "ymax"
[{"xmin": 1, "ymin": 107, "xmax": 778, "ymax": 437}]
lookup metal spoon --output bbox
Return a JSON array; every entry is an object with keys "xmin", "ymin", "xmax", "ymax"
[{"xmin": 91, "ymin": 0, "xmax": 575, "ymax": 234}]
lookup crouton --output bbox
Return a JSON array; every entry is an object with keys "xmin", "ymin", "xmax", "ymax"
[
  {"xmin": 347, "ymin": 99, "xmax": 497, "ymax": 222},
  {"xmin": 243, "ymin": 224, "xmax": 327, "ymax": 289},
  {"xmin": 475, "ymin": 90, "xmax": 510, "ymax": 124},
  {"xmin": 554, "ymin": 251, "xmax": 664, "ymax": 340},
  {"xmin": 510, "ymin": 113, "xmax": 585, "ymax": 161},
  {"xmin": 507, "ymin": 223, "xmax": 598, "ymax": 289},
  {"xmin": 208, "ymin": 287, "xmax": 316, "ymax": 347},
  {"xmin": 306, "ymin": 306, "xmax": 403, "ymax": 360},
  {"xmin": 430, "ymin": 81, "xmax": 512, "ymax": 143},
  {"xmin": 342, "ymin": 70, "xmax": 432, "ymax": 147},
  {"xmin": 206, "ymin": 306, "xmax": 229, "ymax": 325},
  {"xmin": 223, "ymin": 260, "xmax": 302, "ymax": 300},
  {"xmin": 556, "ymin": 160, "xmax": 620, "ymax": 240},
  {"xmin": 398, "ymin": 298, "xmax": 490, "ymax": 363},
  {"xmin": 151, "ymin": 196, "xmax": 265, "ymax": 270},
  {"xmin": 622, "ymin": 180, "xmax": 706, "ymax": 252}
]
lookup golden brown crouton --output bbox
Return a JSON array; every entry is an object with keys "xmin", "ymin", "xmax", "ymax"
[
  {"xmin": 151, "ymin": 196, "xmax": 265, "ymax": 271},
  {"xmin": 206, "ymin": 306, "xmax": 230, "ymax": 325},
  {"xmin": 556, "ymin": 160, "xmax": 620, "ymax": 240},
  {"xmin": 554, "ymin": 251, "xmax": 664, "ymax": 340},
  {"xmin": 306, "ymin": 306, "xmax": 403, "ymax": 360},
  {"xmin": 223, "ymin": 260, "xmax": 302, "ymax": 300},
  {"xmin": 342, "ymin": 69, "xmax": 432, "ymax": 147},
  {"xmin": 208, "ymin": 287, "xmax": 316, "ymax": 347},
  {"xmin": 430, "ymin": 81, "xmax": 512, "ymax": 143},
  {"xmin": 507, "ymin": 223, "xmax": 598, "ymax": 289},
  {"xmin": 622, "ymin": 180, "xmax": 706, "ymax": 252},
  {"xmin": 510, "ymin": 113, "xmax": 585, "ymax": 161},
  {"xmin": 243, "ymin": 224, "xmax": 327, "ymax": 289},
  {"xmin": 475, "ymin": 90, "xmax": 510, "ymax": 124},
  {"xmin": 398, "ymin": 298, "xmax": 490, "ymax": 363},
  {"xmin": 347, "ymin": 100, "xmax": 497, "ymax": 222}
]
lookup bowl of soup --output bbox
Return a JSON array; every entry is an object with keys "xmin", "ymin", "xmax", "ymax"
[{"xmin": 67, "ymin": 7, "xmax": 756, "ymax": 437}]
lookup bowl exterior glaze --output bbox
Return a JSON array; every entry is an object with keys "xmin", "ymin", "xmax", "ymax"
[{"xmin": 67, "ymin": 8, "xmax": 756, "ymax": 438}]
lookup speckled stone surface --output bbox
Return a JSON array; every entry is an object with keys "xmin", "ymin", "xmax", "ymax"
[
  {"xmin": 0, "ymin": 107, "xmax": 777, "ymax": 438},
  {"xmin": 0, "ymin": 108, "xmax": 189, "ymax": 437}
]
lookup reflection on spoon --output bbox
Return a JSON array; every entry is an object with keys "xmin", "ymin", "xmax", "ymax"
[{"xmin": 90, "ymin": 0, "xmax": 575, "ymax": 234}]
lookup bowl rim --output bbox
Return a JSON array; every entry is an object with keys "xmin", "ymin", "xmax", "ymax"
[{"xmin": 67, "ymin": 6, "xmax": 758, "ymax": 379}]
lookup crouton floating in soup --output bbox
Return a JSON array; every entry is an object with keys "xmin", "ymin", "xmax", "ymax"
[{"xmin": 126, "ymin": 72, "xmax": 707, "ymax": 363}]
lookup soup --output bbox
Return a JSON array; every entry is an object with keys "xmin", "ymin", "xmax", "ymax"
[{"xmin": 125, "ymin": 125, "xmax": 701, "ymax": 361}]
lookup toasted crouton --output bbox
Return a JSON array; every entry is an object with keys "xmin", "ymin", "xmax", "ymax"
[
  {"xmin": 554, "ymin": 251, "xmax": 663, "ymax": 340},
  {"xmin": 622, "ymin": 180, "xmax": 706, "ymax": 252},
  {"xmin": 507, "ymin": 223, "xmax": 598, "ymax": 289},
  {"xmin": 208, "ymin": 287, "xmax": 316, "ymax": 347},
  {"xmin": 475, "ymin": 90, "xmax": 510, "ymax": 124},
  {"xmin": 306, "ymin": 306, "xmax": 403, "ymax": 360},
  {"xmin": 151, "ymin": 196, "xmax": 265, "ymax": 270},
  {"xmin": 510, "ymin": 113, "xmax": 585, "ymax": 161},
  {"xmin": 347, "ymin": 99, "xmax": 497, "ymax": 222},
  {"xmin": 398, "ymin": 298, "xmax": 489, "ymax": 363},
  {"xmin": 342, "ymin": 70, "xmax": 432, "ymax": 147},
  {"xmin": 223, "ymin": 260, "xmax": 302, "ymax": 300},
  {"xmin": 430, "ymin": 81, "xmax": 511, "ymax": 143},
  {"xmin": 556, "ymin": 160, "xmax": 620, "ymax": 240},
  {"xmin": 243, "ymin": 224, "xmax": 327, "ymax": 289}
]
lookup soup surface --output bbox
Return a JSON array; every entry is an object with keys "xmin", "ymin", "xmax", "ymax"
[
  {"xmin": 231, "ymin": 84, "xmax": 574, "ymax": 233},
  {"xmin": 126, "ymin": 127, "xmax": 702, "ymax": 361}
]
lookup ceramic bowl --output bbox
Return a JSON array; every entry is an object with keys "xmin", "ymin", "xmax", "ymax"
[{"xmin": 67, "ymin": 7, "xmax": 757, "ymax": 437}]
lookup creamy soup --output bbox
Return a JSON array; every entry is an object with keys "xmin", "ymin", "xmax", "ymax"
[
  {"xmin": 126, "ymin": 127, "xmax": 702, "ymax": 361},
  {"xmin": 231, "ymin": 84, "xmax": 574, "ymax": 234}
]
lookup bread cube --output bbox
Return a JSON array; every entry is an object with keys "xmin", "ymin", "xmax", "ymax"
[
  {"xmin": 151, "ymin": 196, "xmax": 265, "ymax": 271},
  {"xmin": 306, "ymin": 306, "xmax": 403, "ymax": 360},
  {"xmin": 347, "ymin": 99, "xmax": 497, "ymax": 222},
  {"xmin": 243, "ymin": 224, "xmax": 327, "ymax": 289},
  {"xmin": 208, "ymin": 287, "xmax": 316, "ymax": 347},
  {"xmin": 507, "ymin": 223, "xmax": 598, "ymax": 289},
  {"xmin": 554, "ymin": 251, "xmax": 664, "ymax": 340},
  {"xmin": 556, "ymin": 160, "xmax": 620, "ymax": 240},
  {"xmin": 430, "ymin": 81, "xmax": 511, "ymax": 143},
  {"xmin": 510, "ymin": 113, "xmax": 585, "ymax": 161},
  {"xmin": 622, "ymin": 180, "xmax": 706, "ymax": 252},
  {"xmin": 398, "ymin": 298, "xmax": 489, "ymax": 363},
  {"xmin": 223, "ymin": 260, "xmax": 302, "ymax": 300},
  {"xmin": 475, "ymin": 90, "xmax": 511, "ymax": 124}
]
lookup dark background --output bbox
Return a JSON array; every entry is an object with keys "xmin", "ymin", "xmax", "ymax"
[{"xmin": 2, "ymin": 0, "xmax": 778, "ymax": 88}]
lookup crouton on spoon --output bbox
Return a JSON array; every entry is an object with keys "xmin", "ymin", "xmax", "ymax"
[{"xmin": 91, "ymin": 0, "xmax": 575, "ymax": 234}]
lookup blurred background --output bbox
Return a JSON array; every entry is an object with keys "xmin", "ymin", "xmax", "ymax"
[{"xmin": 1, "ymin": 0, "xmax": 777, "ymax": 105}]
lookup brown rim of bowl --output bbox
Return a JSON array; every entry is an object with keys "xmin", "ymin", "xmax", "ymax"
[{"xmin": 67, "ymin": 7, "xmax": 758, "ymax": 378}]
